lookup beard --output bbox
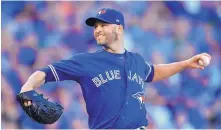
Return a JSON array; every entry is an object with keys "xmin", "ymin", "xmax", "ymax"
[
  {"xmin": 95, "ymin": 29, "xmax": 118, "ymax": 46},
  {"xmin": 96, "ymin": 36, "xmax": 107, "ymax": 45}
]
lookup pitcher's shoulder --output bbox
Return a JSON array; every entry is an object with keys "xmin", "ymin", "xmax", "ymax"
[{"xmin": 126, "ymin": 51, "xmax": 143, "ymax": 58}]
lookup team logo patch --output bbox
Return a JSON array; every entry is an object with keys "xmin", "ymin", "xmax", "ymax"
[
  {"xmin": 132, "ymin": 91, "xmax": 145, "ymax": 109},
  {"xmin": 98, "ymin": 9, "xmax": 106, "ymax": 15}
]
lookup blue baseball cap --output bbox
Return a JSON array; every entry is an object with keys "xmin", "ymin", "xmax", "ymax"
[{"xmin": 85, "ymin": 8, "xmax": 125, "ymax": 28}]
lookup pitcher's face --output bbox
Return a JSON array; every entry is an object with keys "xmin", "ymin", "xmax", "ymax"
[{"xmin": 93, "ymin": 21, "xmax": 118, "ymax": 46}]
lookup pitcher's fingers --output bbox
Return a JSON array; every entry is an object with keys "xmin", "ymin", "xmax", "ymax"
[
  {"xmin": 24, "ymin": 102, "xmax": 28, "ymax": 107},
  {"xmin": 196, "ymin": 64, "xmax": 204, "ymax": 70},
  {"xmin": 27, "ymin": 101, "xmax": 32, "ymax": 106}
]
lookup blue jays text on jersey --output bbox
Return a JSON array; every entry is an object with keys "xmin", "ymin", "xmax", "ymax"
[
  {"xmin": 92, "ymin": 69, "xmax": 145, "ymax": 88},
  {"xmin": 40, "ymin": 49, "xmax": 154, "ymax": 129}
]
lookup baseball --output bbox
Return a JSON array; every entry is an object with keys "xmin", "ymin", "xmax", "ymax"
[{"xmin": 198, "ymin": 55, "xmax": 210, "ymax": 67}]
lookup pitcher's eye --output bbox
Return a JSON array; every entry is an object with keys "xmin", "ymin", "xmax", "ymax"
[{"xmin": 102, "ymin": 24, "xmax": 107, "ymax": 27}]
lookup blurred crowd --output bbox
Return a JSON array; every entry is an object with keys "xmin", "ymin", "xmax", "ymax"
[{"xmin": 1, "ymin": 1, "xmax": 221, "ymax": 129}]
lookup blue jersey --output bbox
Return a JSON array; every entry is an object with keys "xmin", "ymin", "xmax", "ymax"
[{"xmin": 40, "ymin": 49, "xmax": 154, "ymax": 129}]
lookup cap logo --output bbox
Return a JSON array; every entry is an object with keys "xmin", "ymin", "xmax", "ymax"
[
  {"xmin": 98, "ymin": 9, "xmax": 106, "ymax": 15},
  {"xmin": 116, "ymin": 19, "xmax": 120, "ymax": 22}
]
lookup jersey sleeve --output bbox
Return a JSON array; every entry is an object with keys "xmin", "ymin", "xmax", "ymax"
[
  {"xmin": 39, "ymin": 54, "xmax": 85, "ymax": 83},
  {"xmin": 136, "ymin": 53, "xmax": 154, "ymax": 82},
  {"xmin": 144, "ymin": 62, "xmax": 154, "ymax": 82}
]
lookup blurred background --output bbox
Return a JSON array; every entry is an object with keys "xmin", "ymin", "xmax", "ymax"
[{"xmin": 1, "ymin": 1, "xmax": 221, "ymax": 129}]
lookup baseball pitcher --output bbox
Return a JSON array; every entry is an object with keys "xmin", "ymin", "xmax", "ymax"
[{"xmin": 17, "ymin": 8, "xmax": 211, "ymax": 129}]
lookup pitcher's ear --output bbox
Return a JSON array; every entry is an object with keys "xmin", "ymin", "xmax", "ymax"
[{"xmin": 117, "ymin": 25, "xmax": 124, "ymax": 33}]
